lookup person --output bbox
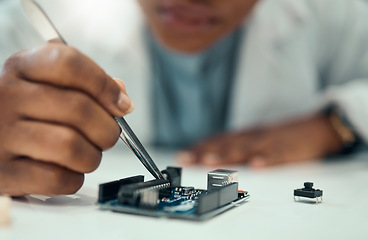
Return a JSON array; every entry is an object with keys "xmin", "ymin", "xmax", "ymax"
[{"xmin": 0, "ymin": 0, "xmax": 368, "ymax": 196}]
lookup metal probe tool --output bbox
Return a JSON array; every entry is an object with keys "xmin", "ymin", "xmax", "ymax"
[{"xmin": 21, "ymin": 0, "xmax": 164, "ymax": 180}]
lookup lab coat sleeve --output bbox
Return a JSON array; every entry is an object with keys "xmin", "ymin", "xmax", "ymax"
[
  {"xmin": 320, "ymin": 0, "xmax": 368, "ymax": 143},
  {"xmin": 0, "ymin": 0, "xmax": 44, "ymax": 66}
]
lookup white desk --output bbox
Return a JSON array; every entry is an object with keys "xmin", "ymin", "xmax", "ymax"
[{"xmin": 1, "ymin": 141, "xmax": 368, "ymax": 240}]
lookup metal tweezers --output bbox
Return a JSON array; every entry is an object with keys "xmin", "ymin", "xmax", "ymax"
[{"xmin": 21, "ymin": 0, "xmax": 165, "ymax": 180}]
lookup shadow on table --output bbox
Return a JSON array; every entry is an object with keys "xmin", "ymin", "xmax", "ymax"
[
  {"xmin": 13, "ymin": 193, "xmax": 96, "ymax": 207},
  {"xmin": 324, "ymin": 149, "xmax": 368, "ymax": 165}
]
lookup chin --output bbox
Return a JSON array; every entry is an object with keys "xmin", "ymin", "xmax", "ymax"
[
  {"xmin": 149, "ymin": 2, "xmax": 225, "ymax": 53},
  {"xmin": 156, "ymin": 32, "xmax": 216, "ymax": 53}
]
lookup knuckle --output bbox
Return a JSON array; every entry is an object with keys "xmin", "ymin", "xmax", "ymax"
[
  {"xmin": 70, "ymin": 94, "xmax": 94, "ymax": 119},
  {"xmin": 1, "ymin": 51, "xmax": 25, "ymax": 77},
  {"xmin": 56, "ymin": 127, "xmax": 102, "ymax": 173},
  {"xmin": 2, "ymin": 54, "xmax": 17, "ymax": 71},
  {"xmin": 57, "ymin": 128, "xmax": 81, "ymax": 158},
  {"xmin": 96, "ymin": 76, "xmax": 120, "ymax": 105},
  {"xmin": 59, "ymin": 47, "xmax": 83, "ymax": 71},
  {"xmin": 60, "ymin": 128, "xmax": 79, "ymax": 148},
  {"xmin": 45, "ymin": 45, "xmax": 82, "ymax": 74},
  {"xmin": 95, "ymin": 74, "xmax": 109, "ymax": 98},
  {"xmin": 66, "ymin": 94, "xmax": 118, "ymax": 150},
  {"xmin": 62, "ymin": 47, "xmax": 79, "ymax": 63}
]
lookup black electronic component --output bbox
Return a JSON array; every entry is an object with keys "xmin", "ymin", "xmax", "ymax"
[
  {"xmin": 294, "ymin": 182, "xmax": 323, "ymax": 203},
  {"xmin": 196, "ymin": 190, "xmax": 219, "ymax": 215},
  {"xmin": 173, "ymin": 187, "xmax": 195, "ymax": 197},
  {"xmin": 196, "ymin": 183, "xmax": 238, "ymax": 215},
  {"xmin": 218, "ymin": 182, "xmax": 238, "ymax": 206},
  {"xmin": 158, "ymin": 187, "xmax": 172, "ymax": 199},
  {"xmin": 98, "ymin": 167, "xmax": 249, "ymax": 221},
  {"xmin": 117, "ymin": 179, "xmax": 170, "ymax": 206},
  {"xmin": 161, "ymin": 167, "xmax": 182, "ymax": 187},
  {"xmin": 238, "ymin": 190, "xmax": 247, "ymax": 198},
  {"xmin": 98, "ymin": 175, "xmax": 144, "ymax": 203}
]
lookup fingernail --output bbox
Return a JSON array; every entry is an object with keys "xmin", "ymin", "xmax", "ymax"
[
  {"xmin": 249, "ymin": 156, "xmax": 266, "ymax": 168},
  {"xmin": 176, "ymin": 151, "xmax": 195, "ymax": 165},
  {"xmin": 202, "ymin": 153, "xmax": 221, "ymax": 165},
  {"xmin": 117, "ymin": 92, "xmax": 133, "ymax": 114}
]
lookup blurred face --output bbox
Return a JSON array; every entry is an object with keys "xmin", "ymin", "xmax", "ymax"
[{"xmin": 137, "ymin": 0, "xmax": 258, "ymax": 53}]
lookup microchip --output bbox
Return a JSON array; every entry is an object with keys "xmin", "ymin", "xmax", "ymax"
[{"xmin": 98, "ymin": 167, "xmax": 249, "ymax": 221}]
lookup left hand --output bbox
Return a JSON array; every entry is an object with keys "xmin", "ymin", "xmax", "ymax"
[{"xmin": 176, "ymin": 115, "xmax": 344, "ymax": 168}]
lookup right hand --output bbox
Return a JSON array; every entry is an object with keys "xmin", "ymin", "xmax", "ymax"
[{"xmin": 0, "ymin": 43, "xmax": 134, "ymax": 196}]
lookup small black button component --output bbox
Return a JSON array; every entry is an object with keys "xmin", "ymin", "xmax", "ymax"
[{"xmin": 294, "ymin": 182, "xmax": 323, "ymax": 203}]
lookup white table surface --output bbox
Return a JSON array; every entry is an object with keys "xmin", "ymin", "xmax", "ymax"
[{"xmin": 1, "ymin": 141, "xmax": 368, "ymax": 240}]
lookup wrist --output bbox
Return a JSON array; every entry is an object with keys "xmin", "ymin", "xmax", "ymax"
[
  {"xmin": 326, "ymin": 109, "xmax": 360, "ymax": 154},
  {"xmin": 318, "ymin": 115, "xmax": 345, "ymax": 155}
]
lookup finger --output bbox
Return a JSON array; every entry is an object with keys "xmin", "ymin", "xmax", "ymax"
[
  {"xmin": 113, "ymin": 78, "xmax": 126, "ymax": 92},
  {"xmin": 186, "ymin": 137, "xmax": 254, "ymax": 166},
  {"xmin": 15, "ymin": 80, "xmax": 120, "ymax": 150},
  {"xmin": 177, "ymin": 146, "xmax": 223, "ymax": 166},
  {"xmin": 226, "ymin": 134, "xmax": 275, "ymax": 166},
  {"xmin": 191, "ymin": 135, "xmax": 230, "ymax": 162},
  {"xmin": 177, "ymin": 133, "xmax": 242, "ymax": 166},
  {"xmin": 8, "ymin": 44, "xmax": 133, "ymax": 117},
  {"xmin": 248, "ymin": 153, "xmax": 293, "ymax": 168},
  {"xmin": 0, "ymin": 157, "xmax": 84, "ymax": 196},
  {"xmin": 5, "ymin": 120, "xmax": 102, "ymax": 174},
  {"xmin": 248, "ymin": 155, "xmax": 269, "ymax": 168},
  {"xmin": 47, "ymin": 38, "xmax": 63, "ymax": 44},
  {"xmin": 113, "ymin": 78, "xmax": 134, "ymax": 114},
  {"xmin": 178, "ymin": 149, "xmax": 225, "ymax": 166},
  {"xmin": 247, "ymin": 138, "xmax": 314, "ymax": 168},
  {"xmin": 176, "ymin": 128, "xmax": 257, "ymax": 166},
  {"xmin": 249, "ymin": 150, "xmax": 320, "ymax": 168},
  {"xmin": 247, "ymin": 139, "xmax": 284, "ymax": 167},
  {"xmin": 200, "ymin": 152, "xmax": 224, "ymax": 166},
  {"xmin": 198, "ymin": 146, "xmax": 252, "ymax": 166},
  {"xmin": 176, "ymin": 151, "xmax": 197, "ymax": 165},
  {"xmin": 221, "ymin": 145, "xmax": 251, "ymax": 164}
]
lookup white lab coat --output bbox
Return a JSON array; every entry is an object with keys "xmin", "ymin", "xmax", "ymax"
[{"xmin": 1, "ymin": 0, "xmax": 368, "ymax": 145}]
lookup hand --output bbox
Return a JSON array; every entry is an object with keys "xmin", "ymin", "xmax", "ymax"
[
  {"xmin": 0, "ymin": 43, "xmax": 134, "ymax": 196},
  {"xmin": 177, "ymin": 115, "xmax": 344, "ymax": 168}
]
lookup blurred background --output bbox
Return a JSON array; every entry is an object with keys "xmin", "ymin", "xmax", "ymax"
[{"xmin": 0, "ymin": 0, "xmax": 141, "ymax": 65}]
